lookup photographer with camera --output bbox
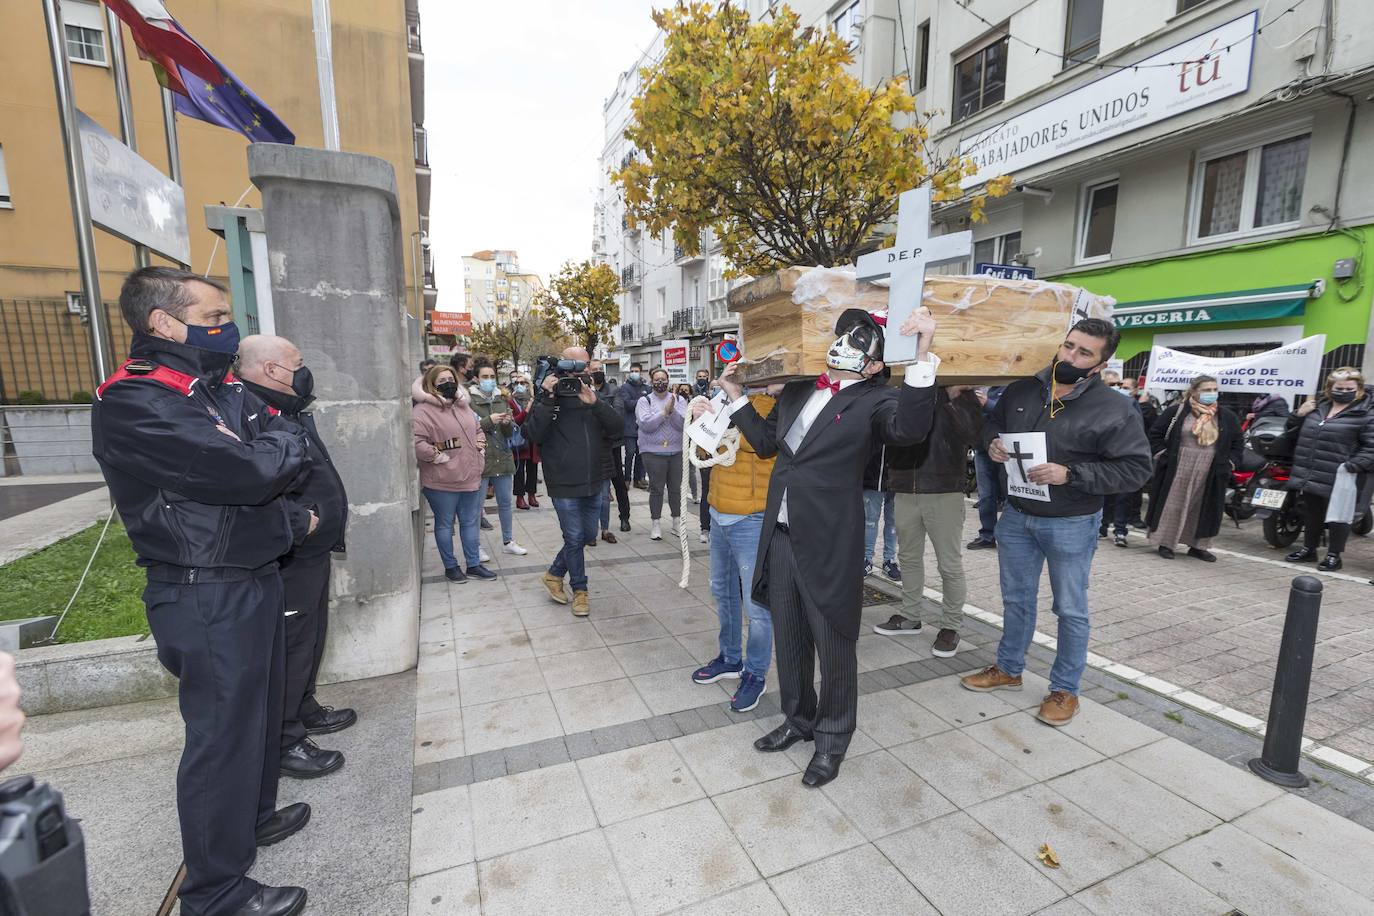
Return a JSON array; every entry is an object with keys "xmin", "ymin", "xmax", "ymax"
[
  {"xmin": 91, "ymin": 267, "xmax": 314, "ymax": 916},
  {"xmin": 525, "ymin": 347, "xmax": 622, "ymax": 617}
]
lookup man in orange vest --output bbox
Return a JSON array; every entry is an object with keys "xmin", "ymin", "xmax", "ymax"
[{"xmin": 688, "ymin": 387, "xmax": 781, "ymax": 713}]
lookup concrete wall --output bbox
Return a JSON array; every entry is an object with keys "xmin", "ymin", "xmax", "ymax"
[
  {"xmin": 249, "ymin": 144, "xmax": 419, "ymax": 684},
  {"xmin": 2, "ymin": 406, "xmax": 98, "ymax": 475}
]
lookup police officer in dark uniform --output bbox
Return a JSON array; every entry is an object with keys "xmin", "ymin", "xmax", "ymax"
[
  {"xmin": 238, "ymin": 334, "xmax": 356, "ymax": 780},
  {"xmin": 91, "ymin": 267, "xmax": 312, "ymax": 916}
]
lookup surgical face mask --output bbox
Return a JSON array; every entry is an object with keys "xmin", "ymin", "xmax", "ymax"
[
  {"xmin": 173, "ymin": 317, "xmax": 241, "ymax": 355},
  {"xmin": 1197, "ymin": 391, "xmax": 1219, "ymax": 405},
  {"xmin": 629, "ymin": 371, "xmax": 641, "ymax": 383},
  {"xmin": 436, "ymin": 381, "xmax": 458, "ymax": 400},
  {"xmin": 652, "ymin": 379, "xmax": 670, "ymax": 393},
  {"xmin": 478, "ymin": 378, "xmax": 497, "ymax": 395},
  {"xmin": 1052, "ymin": 358, "xmax": 1094, "ymax": 385},
  {"xmin": 1331, "ymin": 388, "xmax": 1358, "ymax": 403},
  {"xmin": 1114, "ymin": 386, "xmax": 1132, "ymax": 397},
  {"xmin": 513, "ymin": 384, "xmax": 528, "ymax": 395}
]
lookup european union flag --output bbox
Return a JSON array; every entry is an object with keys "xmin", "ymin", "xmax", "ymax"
[{"xmin": 168, "ymin": 24, "xmax": 295, "ymax": 144}]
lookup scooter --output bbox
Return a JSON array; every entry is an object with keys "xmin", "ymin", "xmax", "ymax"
[{"xmin": 1246, "ymin": 457, "xmax": 1374, "ymax": 547}]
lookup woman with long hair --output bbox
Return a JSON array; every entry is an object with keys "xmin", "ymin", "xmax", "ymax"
[
  {"xmin": 412, "ymin": 365, "xmax": 497, "ymax": 583},
  {"xmin": 1146, "ymin": 375, "xmax": 1242, "ymax": 561},
  {"xmin": 635, "ymin": 367, "xmax": 688, "ymax": 540},
  {"xmin": 1284, "ymin": 367, "xmax": 1374, "ymax": 570}
]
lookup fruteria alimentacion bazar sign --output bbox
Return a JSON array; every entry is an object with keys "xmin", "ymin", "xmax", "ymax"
[
  {"xmin": 958, "ymin": 11, "xmax": 1257, "ymax": 188},
  {"xmin": 429, "ymin": 311, "xmax": 472, "ymax": 335}
]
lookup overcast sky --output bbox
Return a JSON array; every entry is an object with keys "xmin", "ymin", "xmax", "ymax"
[{"xmin": 420, "ymin": 0, "xmax": 658, "ymax": 297}]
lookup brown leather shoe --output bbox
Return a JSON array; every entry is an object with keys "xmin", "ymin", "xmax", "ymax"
[
  {"xmin": 1036, "ymin": 690, "xmax": 1079, "ymax": 727},
  {"xmin": 541, "ymin": 572, "xmax": 568, "ymax": 605},
  {"xmin": 601, "ymin": 530, "xmax": 618, "ymax": 544},
  {"xmin": 960, "ymin": 665, "xmax": 1022, "ymax": 693},
  {"xmin": 571, "ymin": 590, "xmax": 590, "ymax": 617}
]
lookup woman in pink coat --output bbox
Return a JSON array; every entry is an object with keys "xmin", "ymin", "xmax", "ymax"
[{"xmin": 412, "ymin": 365, "xmax": 497, "ymax": 583}]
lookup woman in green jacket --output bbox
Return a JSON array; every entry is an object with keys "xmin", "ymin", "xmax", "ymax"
[{"xmin": 469, "ymin": 358, "xmax": 528, "ymax": 556}]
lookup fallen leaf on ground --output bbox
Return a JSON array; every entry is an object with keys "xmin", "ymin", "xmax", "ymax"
[{"xmin": 1037, "ymin": 843, "xmax": 1061, "ymax": 869}]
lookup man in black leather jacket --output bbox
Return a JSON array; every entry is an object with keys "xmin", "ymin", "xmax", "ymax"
[
  {"xmin": 91, "ymin": 268, "xmax": 312, "ymax": 916},
  {"xmin": 239, "ymin": 334, "xmax": 356, "ymax": 782}
]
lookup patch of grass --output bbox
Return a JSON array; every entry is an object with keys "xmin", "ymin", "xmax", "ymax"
[
  {"xmin": 1163, "ymin": 710, "xmax": 1186, "ymax": 725},
  {"xmin": 1116, "ymin": 691, "xmax": 1130, "ymax": 701},
  {"xmin": 0, "ymin": 518, "xmax": 148, "ymax": 644}
]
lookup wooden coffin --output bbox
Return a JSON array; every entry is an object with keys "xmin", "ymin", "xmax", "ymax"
[{"xmin": 726, "ymin": 266, "xmax": 1115, "ymax": 386}]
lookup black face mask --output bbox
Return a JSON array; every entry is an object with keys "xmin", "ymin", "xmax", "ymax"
[
  {"xmin": 695, "ymin": 378, "xmax": 709, "ymax": 392},
  {"xmin": 1052, "ymin": 359, "xmax": 1095, "ymax": 385},
  {"xmin": 286, "ymin": 365, "xmax": 314, "ymax": 399},
  {"xmin": 1330, "ymin": 389, "xmax": 1358, "ymax": 403},
  {"xmin": 591, "ymin": 370, "xmax": 606, "ymax": 388},
  {"xmin": 652, "ymin": 379, "xmax": 670, "ymax": 393},
  {"xmin": 436, "ymin": 381, "xmax": 459, "ymax": 400}
]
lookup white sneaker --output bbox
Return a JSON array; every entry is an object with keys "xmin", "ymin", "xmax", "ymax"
[
  {"xmin": 650, "ymin": 520, "xmax": 662, "ymax": 540},
  {"xmin": 699, "ymin": 531, "xmax": 708, "ymax": 543},
  {"xmin": 503, "ymin": 540, "xmax": 528, "ymax": 556},
  {"xmin": 480, "ymin": 548, "xmax": 491, "ymax": 563}
]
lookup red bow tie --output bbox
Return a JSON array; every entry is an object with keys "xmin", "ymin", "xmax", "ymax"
[{"xmin": 815, "ymin": 373, "xmax": 840, "ymax": 393}]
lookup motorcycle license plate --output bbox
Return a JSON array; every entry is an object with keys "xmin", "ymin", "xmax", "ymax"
[{"xmin": 1253, "ymin": 488, "xmax": 1287, "ymax": 509}]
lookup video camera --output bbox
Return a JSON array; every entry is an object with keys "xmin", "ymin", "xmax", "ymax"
[
  {"xmin": 0, "ymin": 776, "xmax": 90, "ymax": 916},
  {"xmin": 533, "ymin": 355, "xmax": 588, "ymax": 398}
]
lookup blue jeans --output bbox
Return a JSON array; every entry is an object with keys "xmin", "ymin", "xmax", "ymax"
[
  {"xmin": 483, "ymin": 474, "xmax": 515, "ymax": 542},
  {"xmin": 974, "ymin": 450, "xmax": 1003, "ymax": 542},
  {"xmin": 599, "ymin": 478, "xmax": 611, "ymax": 531},
  {"xmin": 709, "ymin": 509, "xmax": 772, "ymax": 679},
  {"xmin": 549, "ymin": 495, "xmax": 601, "ymax": 592},
  {"xmin": 863, "ymin": 489, "xmax": 896, "ymax": 564},
  {"xmin": 994, "ymin": 506, "xmax": 1100, "ymax": 695},
  {"xmin": 424, "ymin": 487, "xmax": 483, "ymax": 570}
]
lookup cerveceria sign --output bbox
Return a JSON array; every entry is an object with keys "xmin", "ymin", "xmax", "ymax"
[{"xmin": 958, "ymin": 11, "xmax": 1257, "ymax": 188}]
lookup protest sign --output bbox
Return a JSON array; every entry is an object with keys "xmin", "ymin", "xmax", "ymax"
[
  {"xmin": 686, "ymin": 391, "xmax": 734, "ymax": 455},
  {"xmin": 1001, "ymin": 431, "xmax": 1051, "ymax": 503},
  {"xmin": 1144, "ymin": 335, "xmax": 1326, "ymax": 394},
  {"xmin": 661, "ymin": 339, "xmax": 690, "ymax": 385}
]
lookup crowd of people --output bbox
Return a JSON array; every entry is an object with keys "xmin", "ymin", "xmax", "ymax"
[{"xmin": 85, "ymin": 264, "xmax": 1374, "ymax": 916}]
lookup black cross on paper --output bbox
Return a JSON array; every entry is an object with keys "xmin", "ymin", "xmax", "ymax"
[{"xmin": 1007, "ymin": 442, "xmax": 1035, "ymax": 482}]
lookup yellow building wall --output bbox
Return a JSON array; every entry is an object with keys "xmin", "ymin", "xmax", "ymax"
[{"xmin": 0, "ymin": 0, "xmax": 423, "ymax": 397}]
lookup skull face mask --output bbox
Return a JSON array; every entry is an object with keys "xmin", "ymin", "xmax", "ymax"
[{"xmin": 826, "ymin": 318, "xmax": 883, "ymax": 374}]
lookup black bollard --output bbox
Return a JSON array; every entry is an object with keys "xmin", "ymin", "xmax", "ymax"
[{"xmin": 1248, "ymin": 575, "xmax": 1323, "ymax": 788}]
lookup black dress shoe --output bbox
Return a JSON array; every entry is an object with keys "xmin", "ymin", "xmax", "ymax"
[
  {"xmin": 256, "ymin": 803, "xmax": 311, "ymax": 847},
  {"xmin": 230, "ymin": 886, "xmax": 307, "ymax": 916},
  {"xmin": 1286, "ymin": 547, "xmax": 1318, "ymax": 562},
  {"xmin": 754, "ymin": 722, "xmax": 813, "ymax": 752},
  {"xmin": 620, "ymin": 519, "xmax": 631, "ymax": 532},
  {"xmin": 1318, "ymin": 553, "xmax": 1343, "ymax": 571},
  {"xmin": 302, "ymin": 705, "xmax": 357, "ymax": 735},
  {"xmin": 801, "ymin": 752, "xmax": 844, "ymax": 788},
  {"xmin": 280, "ymin": 738, "xmax": 344, "ymax": 779}
]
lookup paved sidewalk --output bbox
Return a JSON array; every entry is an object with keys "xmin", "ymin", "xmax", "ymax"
[
  {"xmin": 406, "ymin": 491, "xmax": 1374, "ymax": 914},
  {"xmin": 954, "ymin": 507, "xmax": 1374, "ymax": 764},
  {"xmin": 0, "ymin": 473, "xmax": 109, "ymax": 564}
]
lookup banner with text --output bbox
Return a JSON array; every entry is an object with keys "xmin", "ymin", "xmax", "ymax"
[
  {"xmin": 661, "ymin": 339, "xmax": 690, "ymax": 385},
  {"xmin": 958, "ymin": 11, "xmax": 1257, "ymax": 188},
  {"xmin": 1145, "ymin": 335, "xmax": 1326, "ymax": 394}
]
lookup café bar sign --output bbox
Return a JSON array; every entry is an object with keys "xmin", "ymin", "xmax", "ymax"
[{"xmin": 958, "ymin": 11, "xmax": 1257, "ymax": 188}]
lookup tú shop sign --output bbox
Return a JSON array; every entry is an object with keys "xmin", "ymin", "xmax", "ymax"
[{"xmin": 958, "ymin": 11, "xmax": 1257, "ymax": 188}]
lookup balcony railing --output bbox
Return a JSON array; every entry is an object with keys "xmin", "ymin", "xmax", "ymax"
[
  {"xmin": 619, "ymin": 323, "xmax": 637, "ymax": 342},
  {"xmin": 413, "ymin": 125, "xmax": 429, "ymax": 167},
  {"xmin": 406, "ymin": 13, "xmax": 422, "ymax": 53},
  {"xmin": 669, "ymin": 307, "xmax": 704, "ymax": 334},
  {"xmin": 620, "ymin": 266, "xmax": 639, "ymax": 288}
]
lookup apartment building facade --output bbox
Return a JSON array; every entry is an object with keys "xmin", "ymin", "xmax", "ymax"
[
  {"xmin": 0, "ymin": 0, "xmax": 434, "ymax": 402},
  {"xmin": 460, "ymin": 250, "xmax": 543, "ymax": 328},
  {"xmin": 600, "ymin": 0, "xmax": 1374, "ymax": 389}
]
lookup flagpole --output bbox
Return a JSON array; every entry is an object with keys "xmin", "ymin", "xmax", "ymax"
[
  {"xmin": 311, "ymin": 0, "xmax": 341, "ymax": 150},
  {"xmin": 160, "ymin": 88, "xmax": 183, "ymax": 187},
  {"xmin": 40, "ymin": 0, "xmax": 112, "ymax": 383},
  {"xmin": 106, "ymin": 8, "xmax": 149, "ymax": 269}
]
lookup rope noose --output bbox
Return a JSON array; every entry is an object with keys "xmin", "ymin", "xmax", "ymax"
[{"xmin": 678, "ymin": 395, "xmax": 742, "ymax": 588}]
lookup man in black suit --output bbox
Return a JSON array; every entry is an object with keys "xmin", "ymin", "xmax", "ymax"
[{"xmin": 717, "ymin": 306, "xmax": 940, "ymax": 787}]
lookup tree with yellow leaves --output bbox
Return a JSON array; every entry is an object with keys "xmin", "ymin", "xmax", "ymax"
[
  {"xmin": 613, "ymin": 2, "xmax": 1011, "ymax": 276},
  {"xmin": 537, "ymin": 260, "xmax": 621, "ymax": 353}
]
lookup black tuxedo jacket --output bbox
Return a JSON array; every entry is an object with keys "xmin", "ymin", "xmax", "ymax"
[{"xmin": 731, "ymin": 376, "xmax": 937, "ymax": 640}]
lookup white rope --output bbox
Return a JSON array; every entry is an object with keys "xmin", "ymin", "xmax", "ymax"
[
  {"xmin": 677, "ymin": 394, "xmax": 746, "ymax": 588},
  {"xmin": 39, "ymin": 505, "xmax": 117, "ymax": 645}
]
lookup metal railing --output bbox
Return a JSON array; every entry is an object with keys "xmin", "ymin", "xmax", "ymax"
[
  {"xmin": 413, "ymin": 125, "xmax": 429, "ymax": 167},
  {"xmin": 619, "ymin": 323, "xmax": 636, "ymax": 342},
  {"xmin": 0, "ymin": 299, "xmax": 131, "ymax": 404},
  {"xmin": 406, "ymin": 12, "xmax": 422, "ymax": 52},
  {"xmin": 620, "ymin": 266, "xmax": 638, "ymax": 287}
]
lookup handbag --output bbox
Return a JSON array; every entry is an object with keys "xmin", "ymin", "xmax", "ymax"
[{"xmin": 507, "ymin": 421, "xmax": 526, "ymax": 451}]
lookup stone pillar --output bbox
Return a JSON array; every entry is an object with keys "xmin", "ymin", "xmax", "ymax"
[{"xmin": 248, "ymin": 144, "xmax": 419, "ymax": 683}]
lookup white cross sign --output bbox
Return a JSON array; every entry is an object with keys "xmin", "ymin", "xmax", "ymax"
[{"xmin": 855, "ymin": 187, "xmax": 972, "ymax": 363}]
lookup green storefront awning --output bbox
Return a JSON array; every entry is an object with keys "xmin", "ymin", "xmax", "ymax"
[{"xmin": 1112, "ymin": 283, "xmax": 1317, "ymax": 330}]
